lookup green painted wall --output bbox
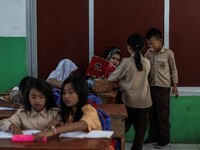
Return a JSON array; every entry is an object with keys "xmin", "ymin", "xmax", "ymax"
[
  {"xmin": 125, "ymin": 96, "xmax": 200, "ymax": 143},
  {"xmin": 0, "ymin": 37, "xmax": 27, "ymax": 93}
]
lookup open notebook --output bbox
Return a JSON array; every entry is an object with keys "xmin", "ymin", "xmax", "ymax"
[
  {"xmin": 59, "ymin": 130, "xmax": 114, "ymax": 139},
  {"xmin": 0, "ymin": 107, "xmax": 18, "ymax": 111},
  {"xmin": 0, "ymin": 130, "xmax": 113, "ymax": 139},
  {"xmin": 0, "ymin": 130, "xmax": 40, "ymax": 139}
]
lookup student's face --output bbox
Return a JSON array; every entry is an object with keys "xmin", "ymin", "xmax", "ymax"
[
  {"xmin": 29, "ymin": 88, "xmax": 46, "ymax": 112},
  {"xmin": 62, "ymin": 83, "xmax": 79, "ymax": 108},
  {"xmin": 109, "ymin": 53, "xmax": 121, "ymax": 67},
  {"xmin": 147, "ymin": 37, "xmax": 163, "ymax": 51}
]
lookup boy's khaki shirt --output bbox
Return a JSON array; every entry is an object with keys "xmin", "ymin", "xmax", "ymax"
[
  {"xmin": 108, "ymin": 54, "xmax": 152, "ymax": 109},
  {"xmin": 145, "ymin": 47, "xmax": 178, "ymax": 87}
]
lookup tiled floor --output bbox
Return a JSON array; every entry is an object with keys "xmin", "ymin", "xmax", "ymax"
[{"xmin": 125, "ymin": 143, "xmax": 200, "ymax": 150}]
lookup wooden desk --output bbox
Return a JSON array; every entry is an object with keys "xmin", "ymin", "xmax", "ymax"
[
  {"xmin": 0, "ymin": 110, "xmax": 16, "ymax": 120},
  {"xmin": 98, "ymin": 104, "xmax": 128, "ymax": 150},
  {"xmin": 0, "ymin": 99, "xmax": 16, "ymax": 120},
  {"xmin": 0, "ymin": 102, "xmax": 127, "ymax": 149},
  {"xmin": 0, "ymin": 138, "xmax": 110, "ymax": 150},
  {"xmin": 97, "ymin": 91, "xmax": 117, "ymax": 104},
  {"xmin": 0, "ymin": 99, "xmax": 12, "ymax": 107}
]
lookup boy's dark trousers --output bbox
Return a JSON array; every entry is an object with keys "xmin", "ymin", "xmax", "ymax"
[
  {"xmin": 148, "ymin": 86, "xmax": 170, "ymax": 144},
  {"xmin": 125, "ymin": 106, "xmax": 150, "ymax": 150}
]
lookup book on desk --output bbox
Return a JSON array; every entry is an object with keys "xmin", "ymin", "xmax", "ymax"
[
  {"xmin": 0, "ymin": 130, "xmax": 40, "ymax": 139},
  {"xmin": 0, "ymin": 130, "xmax": 113, "ymax": 139},
  {"xmin": 59, "ymin": 130, "xmax": 114, "ymax": 139},
  {"xmin": 0, "ymin": 107, "xmax": 18, "ymax": 111}
]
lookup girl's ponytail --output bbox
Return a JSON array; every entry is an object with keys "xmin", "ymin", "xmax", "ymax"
[
  {"xmin": 134, "ymin": 46, "xmax": 143, "ymax": 71},
  {"xmin": 127, "ymin": 33, "xmax": 144, "ymax": 71}
]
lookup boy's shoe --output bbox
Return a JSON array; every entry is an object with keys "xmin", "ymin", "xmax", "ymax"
[
  {"xmin": 144, "ymin": 139, "xmax": 158, "ymax": 145},
  {"xmin": 155, "ymin": 142, "xmax": 170, "ymax": 149}
]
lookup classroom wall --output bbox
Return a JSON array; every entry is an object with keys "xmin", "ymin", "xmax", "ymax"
[
  {"xmin": 170, "ymin": 0, "xmax": 200, "ymax": 86},
  {"xmin": 0, "ymin": 0, "xmax": 200, "ymax": 143},
  {"xmin": 126, "ymin": 96, "xmax": 200, "ymax": 143},
  {"xmin": 0, "ymin": 0, "xmax": 27, "ymax": 93},
  {"xmin": 37, "ymin": 0, "xmax": 89, "ymax": 79},
  {"xmin": 94, "ymin": 0, "xmax": 163, "ymax": 57}
]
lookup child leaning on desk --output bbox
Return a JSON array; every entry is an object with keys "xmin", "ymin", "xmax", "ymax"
[
  {"xmin": 34, "ymin": 74, "xmax": 102, "ymax": 139},
  {"xmin": 0, "ymin": 78, "xmax": 60, "ymax": 134},
  {"xmin": 108, "ymin": 33, "xmax": 152, "ymax": 150}
]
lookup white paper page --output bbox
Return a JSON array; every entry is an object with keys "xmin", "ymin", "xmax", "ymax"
[
  {"xmin": 0, "ymin": 131, "xmax": 13, "ymax": 139},
  {"xmin": 22, "ymin": 130, "xmax": 41, "ymax": 135},
  {"xmin": 59, "ymin": 131, "xmax": 86, "ymax": 138},
  {"xmin": 0, "ymin": 130, "xmax": 41, "ymax": 139},
  {"xmin": 0, "ymin": 107, "xmax": 17, "ymax": 110},
  {"xmin": 84, "ymin": 130, "xmax": 114, "ymax": 138}
]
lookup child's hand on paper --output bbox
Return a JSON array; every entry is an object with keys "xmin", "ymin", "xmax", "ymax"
[
  {"xmin": 9, "ymin": 123, "xmax": 22, "ymax": 134},
  {"xmin": 43, "ymin": 120, "xmax": 63, "ymax": 131},
  {"xmin": 34, "ymin": 129, "xmax": 55, "ymax": 140}
]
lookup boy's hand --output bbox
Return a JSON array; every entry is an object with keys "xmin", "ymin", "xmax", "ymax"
[
  {"xmin": 172, "ymin": 83, "xmax": 179, "ymax": 98},
  {"xmin": 9, "ymin": 123, "xmax": 23, "ymax": 134},
  {"xmin": 147, "ymin": 47, "xmax": 156, "ymax": 53}
]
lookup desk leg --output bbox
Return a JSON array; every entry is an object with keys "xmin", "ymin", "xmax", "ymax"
[{"xmin": 120, "ymin": 136, "xmax": 125, "ymax": 150}]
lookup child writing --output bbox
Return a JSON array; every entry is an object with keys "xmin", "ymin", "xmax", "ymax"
[
  {"xmin": 108, "ymin": 33, "xmax": 152, "ymax": 150},
  {"xmin": 0, "ymin": 78, "xmax": 60, "ymax": 134},
  {"xmin": 144, "ymin": 28, "xmax": 178, "ymax": 149},
  {"xmin": 34, "ymin": 74, "xmax": 101, "ymax": 139}
]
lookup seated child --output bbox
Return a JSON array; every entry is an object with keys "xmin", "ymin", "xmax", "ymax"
[
  {"xmin": 47, "ymin": 58, "xmax": 78, "ymax": 88},
  {"xmin": 86, "ymin": 47, "xmax": 122, "ymax": 88},
  {"xmin": 47, "ymin": 59, "xmax": 78, "ymax": 107},
  {"xmin": 0, "ymin": 78, "xmax": 60, "ymax": 134},
  {"xmin": 0, "ymin": 76, "xmax": 35, "ymax": 109},
  {"xmin": 12, "ymin": 76, "xmax": 35, "ymax": 108},
  {"xmin": 102, "ymin": 47, "xmax": 123, "ymax": 103},
  {"xmin": 34, "ymin": 75, "xmax": 101, "ymax": 139},
  {"xmin": 102, "ymin": 46, "xmax": 122, "ymax": 67}
]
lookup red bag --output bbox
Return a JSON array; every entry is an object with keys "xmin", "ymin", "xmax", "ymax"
[{"xmin": 85, "ymin": 56, "xmax": 116, "ymax": 79}]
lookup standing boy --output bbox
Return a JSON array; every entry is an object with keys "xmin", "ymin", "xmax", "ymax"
[{"xmin": 144, "ymin": 28, "xmax": 179, "ymax": 149}]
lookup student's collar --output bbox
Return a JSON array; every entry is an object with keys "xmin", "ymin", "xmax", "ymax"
[
  {"xmin": 29, "ymin": 108, "xmax": 47, "ymax": 117},
  {"xmin": 130, "ymin": 52, "xmax": 135, "ymax": 57},
  {"xmin": 157, "ymin": 46, "xmax": 165, "ymax": 54}
]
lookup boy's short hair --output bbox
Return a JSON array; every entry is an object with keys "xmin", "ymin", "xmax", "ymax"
[{"xmin": 146, "ymin": 28, "xmax": 162, "ymax": 40}]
